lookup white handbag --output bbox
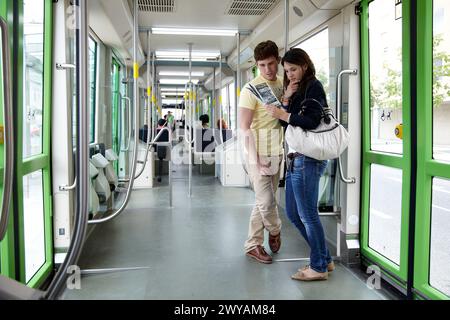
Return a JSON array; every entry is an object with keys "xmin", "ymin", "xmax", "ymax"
[{"xmin": 285, "ymin": 98, "xmax": 349, "ymax": 160}]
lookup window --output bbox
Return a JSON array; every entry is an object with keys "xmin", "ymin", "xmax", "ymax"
[
  {"xmin": 295, "ymin": 28, "xmax": 330, "ymax": 101},
  {"xmin": 432, "ymin": 0, "xmax": 450, "ymax": 162},
  {"xmin": 368, "ymin": 0, "xmax": 403, "ymax": 154},
  {"xmin": 220, "ymin": 86, "xmax": 228, "ymax": 126},
  {"xmin": 228, "ymin": 82, "xmax": 235, "ymax": 130},
  {"xmin": 88, "ymin": 36, "xmax": 98, "ymax": 143},
  {"xmin": 23, "ymin": 0, "xmax": 45, "ymax": 158},
  {"xmin": 111, "ymin": 58, "xmax": 121, "ymax": 162}
]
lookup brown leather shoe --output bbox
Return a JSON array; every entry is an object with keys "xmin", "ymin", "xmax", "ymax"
[
  {"xmin": 269, "ymin": 232, "xmax": 281, "ymax": 253},
  {"xmin": 246, "ymin": 246, "xmax": 272, "ymax": 264}
]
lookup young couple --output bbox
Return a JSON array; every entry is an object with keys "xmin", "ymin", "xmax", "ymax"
[{"xmin": 239, "ymin": 40, "xmax": 334, "ymax": 281}]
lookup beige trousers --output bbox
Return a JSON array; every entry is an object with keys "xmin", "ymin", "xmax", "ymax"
[{"xmin": 244, "ymin": 155, "xmax": 282, "ymax": 253}]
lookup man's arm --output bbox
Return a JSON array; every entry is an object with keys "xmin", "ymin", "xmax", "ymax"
[
  {"xmin": 239, "ymin": 107, "xmax": 257, "ymax": 166},
  {"xmin": 239, "ymin": 107, "xmax": 272, "ymax": 175}
]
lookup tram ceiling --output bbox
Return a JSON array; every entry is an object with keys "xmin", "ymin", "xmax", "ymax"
[
  {"xmin": 133, "ymin": 0, "xmax": 354, "ymax": 84},
  {"xmin": 135, "ymin": 0, "xmax": 280, "ymax": 56}
]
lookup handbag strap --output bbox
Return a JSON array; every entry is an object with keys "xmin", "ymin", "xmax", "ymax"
[{"xmin": 301, "ymin": 80, "xmax": 333, "ymax": 124}]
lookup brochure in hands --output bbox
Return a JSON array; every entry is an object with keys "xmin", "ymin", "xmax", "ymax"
[{"xmin": 247, "ymin": 82, "xmax": 282, "ymax": 107}]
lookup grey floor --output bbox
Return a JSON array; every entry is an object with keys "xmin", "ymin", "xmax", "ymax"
[{"xmin": 61, "ymin": 161, "xmax": 395, "ymax": 300}]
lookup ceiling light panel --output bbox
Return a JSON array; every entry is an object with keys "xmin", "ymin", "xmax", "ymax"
[
  {"xmin": 159, "ymin": 78, "xmax": 199, "ymax": 85},
  {"xmin": 160, "ymin": 87, "xmax": 185, "ymax": 92},
  {"xmin": 162, "ymin": 99, "xmax": 183, "ymax": 104},
  {"xmin": 152, "ymin": 27, "xmax": 237, "ymax": 36},
  {"xmin": 155, "ymin": 50, "xmax": 220, "ymax": 59},
  {"xmin": 159, "ymin": 71, "xmax": 205, "ymax": 77}
]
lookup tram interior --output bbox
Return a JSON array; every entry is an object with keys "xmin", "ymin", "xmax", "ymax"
[{"xmin": 0, "ymin": 0, "xmax": 449, "ymax": 301}]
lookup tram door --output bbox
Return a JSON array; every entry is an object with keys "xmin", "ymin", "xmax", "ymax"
[
  {"xmin": 360, "ymin": 0, "xmax": 450, "ymax": 299},
  {"xmin": 0, "ymin": 0, "xmax": 53, "ymax": 288}
]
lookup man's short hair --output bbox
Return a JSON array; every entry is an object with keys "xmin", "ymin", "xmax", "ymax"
[{"xmin": 254, "ymin": 40, "xmax": 280, "ymax": 62}]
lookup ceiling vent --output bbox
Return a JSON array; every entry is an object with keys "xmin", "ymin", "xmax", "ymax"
[
  {"xmin": 138, "ymin": 0, "xmax": 176, "ymax": 13},
  {"xmin": 226, "ymin": 0, "xmax": 279, "ymax": 16}
]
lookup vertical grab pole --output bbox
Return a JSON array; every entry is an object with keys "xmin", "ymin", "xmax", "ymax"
[
  {"xmin": 183, "ymin": 82, "xmax": 188, "ymax": 140},
  {"xmin": 284, "ymin": 0, "xmax": 289, "ymax": 55},
  {"xmin": 45, "ymin": 0, "xmax": 89, "ymax": 299},
  {"xmin": 212, "ymin": 67, "xmax": 216, "ymax": 131},
  {"xmin": 130, "ymin": 0, "xmax": 140, "ymax": 189},
  {"xmin": 147, "ymin": 30, "xmax": 152, "ymax": 141},
  {"xmin": 132, "ymin": 30, "xmax": 152, "ymax": 179},
  {"xmin": 188, "ymin": 43, "xmax": 193, "ymax": 197},
  {"xmin": 218, "ymin": 53, "xmax": 224, "ymax": 144},
  {"xmin": 151, "ymin": 52, "xmax": 156, "ymax": 139}
]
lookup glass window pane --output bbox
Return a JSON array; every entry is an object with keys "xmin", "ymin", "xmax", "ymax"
[
  {"xmin": 430, "ymin": 178, "xmax": 450, "ymax": 296},
  {"xmin": 89, "ymin": 37, "xmax": 97, "ymax": 143},
  {"xmin": 433, "ymin": 0, "xmax": 450, "ymax": 162},
  {"xmin": 295, "ymin": 28, "xmax": 330, "ymax": 102},
  {"xmin": 111, "ymin": 60, "xmax": 119, "ymax": 155},
  {"xmin": 368, "ymin": 0, "xmax": 403, "ymax": 155},
  {"xmin": 23, "ymin": 170, "xmax": 45, "ymax": 282},
  {"xmin": 23, "ymin": 0, "xmax": 44, "ymax": 158},
  {"xmin": 369, "ymin": 164, "xmax": 402, "ymax": 265},
  {"xmin": 229, "ymin": 82, "xmax": 235, "ymax": 130},
  {"xmin": 220, "ymin": 87, "xmax": 228, "ymax": 125},
  {"xmin": 318, "ymin": 160, "xmax": 337, "ymax": 211}
]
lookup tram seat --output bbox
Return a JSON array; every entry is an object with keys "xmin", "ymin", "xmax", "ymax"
[
  {"xmin": 215, "ymin": 129, "xmax": 233, "ymax": 145},
  {"xmin": 104, "ymin": 149, "xmax": 119, "ymax": 190},
  {"xmin": 139, "ymin": 125, "xmax": 149, "ymax": 143},
  {"xmin": 155, "ymin": 128, "xmax": 169, "ymax": 183},
  {"xmin": 194, "ymin": 128, "xmax": 233, "ymax": 153},
  {"xmin": 90, "ymin": 153, "xmax": 112, "ymax": 203},
  {"xmin": 192, "ymin": 128, "xmax": 233, "ymax": 173},
  {"xmin": 89, "ymin": 143, "xmax": 106, "ymax": 158},
  {"xmin": 195, "ymin": 128, "xmax": 216, "ymax": 153},
  {"xmin": 89, "ymin": 161, "xmax": 100, "ymax": 216}
]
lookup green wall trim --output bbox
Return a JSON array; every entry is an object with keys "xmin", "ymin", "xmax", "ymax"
[{"xmin": 21, "ymin": 156, "xmax": 48, "ymax": 175}]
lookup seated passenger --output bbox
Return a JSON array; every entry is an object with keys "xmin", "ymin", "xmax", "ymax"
[
  {"xmin": 217, "ymin": 118, "xmax": 228, "ymax": 130},
  {"xmin": 155, "ymin": 123, "xmax": 169, "ymax": 183},
  {"xmin": 157, "ymin": 118, "xmax": 166, "ymax": 129},
  {"xmin": 199, "ymin": 114, "xmax": 209, "ymax": 129}
]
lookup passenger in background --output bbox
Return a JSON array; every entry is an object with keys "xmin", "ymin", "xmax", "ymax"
[
  {"xmin": 167, "ymin": 111, "xmax": 175, "ymax": 130},
  {"xmin": 217, "ymin": 118, "xmax": 228, "ymax": 130},
  {"xmin": 157, "ymin": 118, "xmax": 166, "ymax": 129},
  {"xmin": 199, "ymin": 114, "xmax": 210, "ymax": 128},
  {"xmin": 239, "ymin": 40, "xmax": 284, "ymax": 264},
  {"xmin": 265, "ymin": 48, "xmax": 334, "ymax": 281}
]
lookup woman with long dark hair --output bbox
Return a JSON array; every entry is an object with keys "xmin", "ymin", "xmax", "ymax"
[{"xmin": 266, "ymin": 48, "xmax": 334, "ymax": 281}]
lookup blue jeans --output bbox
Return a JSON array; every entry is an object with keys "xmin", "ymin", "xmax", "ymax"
[{"xmin": 285, "ymin": 155, "xmax": 332, "ymax": 273}]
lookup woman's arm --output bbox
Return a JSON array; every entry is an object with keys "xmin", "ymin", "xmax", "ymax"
[{"xmin": 290, "ymin": 80, "xmax": 327, "ymax": 129}]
